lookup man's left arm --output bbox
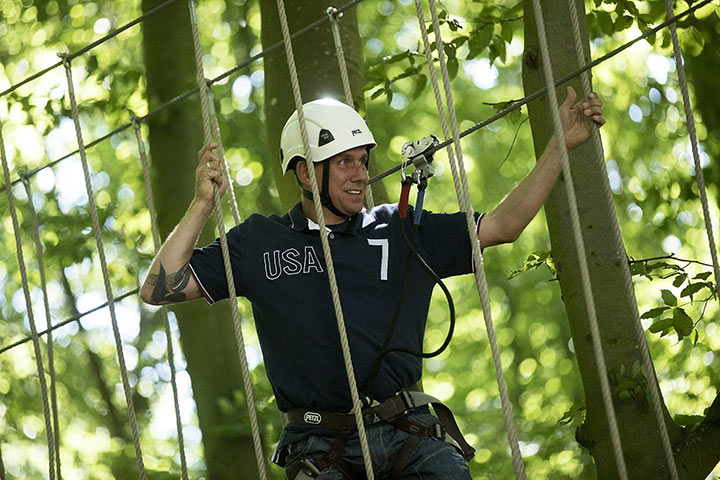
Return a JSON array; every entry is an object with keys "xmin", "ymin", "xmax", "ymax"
[{"xmin": 478, "ymin": 86, "xmax": 605, "ymax": 248}]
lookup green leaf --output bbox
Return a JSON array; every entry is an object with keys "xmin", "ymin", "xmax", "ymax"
[
  {"xmin": 673, "ymin": 273, "xmax": 687, "ymax": 288},
  {"xmin": 661, "ymin": 289, "xmax": 677, "ymax": 306},
  {"xmin": 501, "ymin": 22, "xmax": 513, "ymax": 44},
  {"xmin": 557, "ymin": 402, "xmax": 586, "ymax": 426},
  {"xmin": 649, "ymin": 318, "xmax": 673, "ymax": 334},
  {"xmin": 680, "ymin": 282, "xmax": 705, "ymax": 298},
  {"xmin": 693, "ymin": 272, "xmax": 712, "ymax": 280},
  {"xmin": 491, "ymin": 36, "xmax": 507, "ymax": 64},
  {"xmin": 693, "ymin": 330, "xmax": 699, "ymax": 346},
  {"xmin": 447, "ymin": 56, "xmax": 459, "ymax": 80},
  {"xmin": 596, "ymin": 11, "xmax": 614, "ymax": 36},
  {"xmin": 640, "ymin": 306, "xmax": 669, "ymax": 319},
  {"xmin": 674, "ymin": 414, "xmax": 704, "ymax": 430},
  {"xmin": 630, "ymin": 262, "xmax": 647, "ymax": 276},
  {"xmin": 616, "ymin": 380, "xmax": 637, "ymax": 393},
  {"xmin": 468, "ymin": 26, "xmax": 493, "ymax": 60},
  {"xmin": 673, "ymin": 308, "xmax": 694, "ymax": 337}
]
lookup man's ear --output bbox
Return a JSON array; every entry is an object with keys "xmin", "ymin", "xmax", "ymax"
[
  {"xmin": 295, "ymin": 159, "xmax": 309, "ymax": 188},
  {"xmin": 295, "ymin": 159, "xmax": 323, "ymax": 189}
]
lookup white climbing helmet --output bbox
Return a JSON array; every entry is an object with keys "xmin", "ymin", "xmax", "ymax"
[{"xmin": 280, "ymin": 98, "xmax": 376, "ymax": 174}]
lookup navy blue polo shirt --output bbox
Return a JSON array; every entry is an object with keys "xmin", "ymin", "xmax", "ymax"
[{"xmin": 189, "ymin": 203, "xmax": 481, "ymax": 413}]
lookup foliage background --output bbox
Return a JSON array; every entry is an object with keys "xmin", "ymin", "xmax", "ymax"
[{"xmin": 0, "ymin": 0, "xmax": 718, "ymax": 478}]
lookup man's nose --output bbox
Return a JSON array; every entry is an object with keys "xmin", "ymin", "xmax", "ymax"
[{"xmin": 349, "ymin": 160, "xmax": 368, "ymax": 180}]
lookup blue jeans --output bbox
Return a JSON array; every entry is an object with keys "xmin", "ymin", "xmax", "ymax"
[{"xmin": 284, "ymin": 410, "xmax": 471, "ymax": 479}]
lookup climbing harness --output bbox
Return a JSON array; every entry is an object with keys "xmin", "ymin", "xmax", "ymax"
[{"xmin": 285, "ymin": 384, "xmax": 474, "ymax": 479}]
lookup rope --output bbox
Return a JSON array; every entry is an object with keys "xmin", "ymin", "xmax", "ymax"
[
  {"xmin": 565, "ymin": 1, "xmax": 679, "ymax": 477},
  {"xmin": 59, "ymin": 53, "xmax": 148, "ymax": 480},
  {"xmin": 326, "ymin": 7, "xmax": 375, "ymax": 210},
  {"xmin": 20, "ymin": 175, "xmax": 63, "ymax": 480},
  {"xmin": 187, "ymin": 1, "xmax": 268, "ymax": 477},
  {"xmin": 1, "ymin": 0, "xmax": 710, "ymax": 196},
  {"xmin": 528, "ymin": 1, "xmax": 628, "ymax": 478},
  {"xmin": 274, "ymin": 0, "xmax": 375, "ymax": 477},
  {"xmin": 417, "ymin": 1, "xmax": 527, "ymax": 477},
  {"xmin": 132, "ymin": 117, "xmax": 190, "ymax": 480},
  {"xmin": 664, "ymin": 0, "xmax": 720, "ymax": 298},
  {"xmin": 0, "ymin": 117, "xmax": 57, "ymax": 480},
  {"xmin": 206, "ymin": 88, "xmax": 242, "ymax": 225}
]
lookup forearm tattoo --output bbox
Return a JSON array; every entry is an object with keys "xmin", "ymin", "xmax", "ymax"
[{"xmin": 146, "ymin": 264, "xmax": 192, "ymax": 304}]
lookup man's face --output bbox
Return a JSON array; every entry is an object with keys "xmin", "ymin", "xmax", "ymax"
[{"xmin": 325, "ymin": 146, "xmax": 369, "ymax": 217}]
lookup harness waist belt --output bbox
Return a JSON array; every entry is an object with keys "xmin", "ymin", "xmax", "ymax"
[{"xmin": 285, "ymin": 384, "xmax": 475, "ymax": 461}]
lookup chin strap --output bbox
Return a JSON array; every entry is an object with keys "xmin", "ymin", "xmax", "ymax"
[{"xmin": 302, "ymin": 159, "xmax": 350, "ymax": 219}]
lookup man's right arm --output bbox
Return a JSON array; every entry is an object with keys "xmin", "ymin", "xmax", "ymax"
[{"xmin": 140, "ymin": 144, "xmax": 227, "ymax": 305}]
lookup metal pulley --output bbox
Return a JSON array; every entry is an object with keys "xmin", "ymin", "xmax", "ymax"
[{"xmin": 401, "ymin": 134, "xmax": 439, "ymax": 183}]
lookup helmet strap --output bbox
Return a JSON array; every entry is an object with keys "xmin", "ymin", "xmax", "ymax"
[{"xmin": 302, "ymin": 159, "xmax": 349, "ymax": 219}]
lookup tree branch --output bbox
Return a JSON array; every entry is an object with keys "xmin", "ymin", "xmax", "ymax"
[{"xmin": 671, "ymin": 389, "xmax": 720, "ymax": 479}]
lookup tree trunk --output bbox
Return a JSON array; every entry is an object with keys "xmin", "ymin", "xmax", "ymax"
[
  {"xmin": 259, "ymin": 0, "xmax": 388, "ymax": 209},
  {"xmin": 521, "ymin": 1, "xmax": 684, "ymax": 478},
  {"xmin": 140, "ymin": 1, "xmax": 260, "ymax": 478}
]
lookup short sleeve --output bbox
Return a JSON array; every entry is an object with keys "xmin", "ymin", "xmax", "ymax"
[
  {"xmin": 189, "ymin": 224, "xmax": 247, "ymax": 303},
  {"xmin": 412, "ymin": 208, "xmax": 483, "ymax": 278}
]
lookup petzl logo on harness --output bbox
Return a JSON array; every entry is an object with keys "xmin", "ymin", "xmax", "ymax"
[{"xmin": 303, "ymin": 412, "xmax": 322, "ymax": 425}]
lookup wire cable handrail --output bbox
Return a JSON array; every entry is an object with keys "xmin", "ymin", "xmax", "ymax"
[
  {"xmin": 0, "ymin": 0, "xmax": 181, "ymax": 99},
  {"xmin": 0, "ymin": 0, "xmax": 370, "ymax": 194},
  {"xmin": 0, "ymin": 288, "xmax": 139, "ymax": 356},
  {"xmin": 0, "ymin": 0, "xmax": 709, "ymax": 194},
  {"xmin": 368, "ymin": 0, "xmax": 714, "ymax": 184}
]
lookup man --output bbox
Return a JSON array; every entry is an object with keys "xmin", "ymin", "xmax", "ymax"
[{"xmin": 141, "ymin": 87, "xmax": 604, "ymax": 479}]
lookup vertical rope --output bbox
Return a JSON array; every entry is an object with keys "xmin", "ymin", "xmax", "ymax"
[
  {"xmin": 20, "ymin": 175, "xmax": 63, "ymax": 480},
  {"xmin": 326, "ymin": 7, "xmax": 374, "ymax": 210},
  {"xmin": 58, "ymin": 53, "xmax": 147, "ymax": 480},
  {"xmin": 275, "ymin": 0, "xmax": 376, "ymax": 478},
  {"xmin": 187, "ymin": 2, "xmax": 268, "ymax": 478},
  {"xmin": 1, "ymin": 114, "xmax": 57, "ymax": 480},
  {"xmin": 419, "ymin": 1, "xmax": 527, "ymax": 477},
  {"xmin": 528, "ymin": 2, "xmax": 629, "ymax": 478},
  {"xmin": 664, "ymin": 0, "xmax": 720, "ymax": 298},
  {"xmin": 565, "ymin": 1, "xmax": 680, "ymax": 477},
  {"xmin": 207, "ymin": 87, "xmax": 242, "ymax": 226},
  {"xmin": 132, "ymin": 117, "xmax": 190, "ymax": 480}
]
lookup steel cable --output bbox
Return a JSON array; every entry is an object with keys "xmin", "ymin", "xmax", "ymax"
[
  {"xmin": 0, "ymin": 288, "xmax": 140, "ymax": 356},
  {"xmin": 1, "ymin": 0, "xmax": 710, "ymax": 195}
]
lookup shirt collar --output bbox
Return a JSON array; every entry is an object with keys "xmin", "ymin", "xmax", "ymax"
[{"xmin": 287, "ymin": 202, "xmax": 376, "ymax": 235}]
